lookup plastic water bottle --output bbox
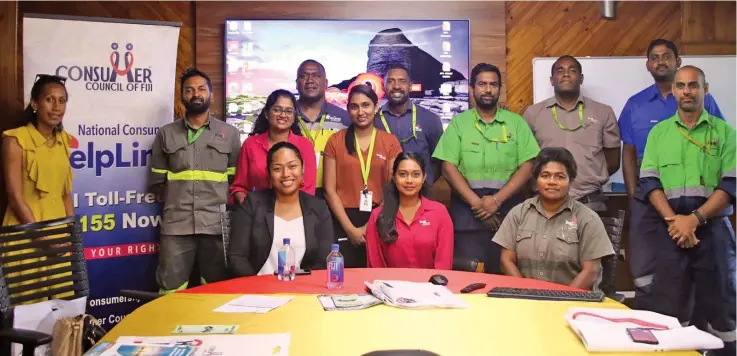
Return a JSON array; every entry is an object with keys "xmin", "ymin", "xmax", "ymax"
[
  {"xmin": 326, "ymin": 244, "xmax": 344, "ymax": 289},
  {"xmin": 277, "ymin": 238, "xmax": 295, "ymax": 281}
]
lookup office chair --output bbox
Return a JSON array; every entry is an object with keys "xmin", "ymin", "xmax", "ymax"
[
  {"xmin": 598, "ymin": 209, "xmax": 626, "ymax": 303},
  {"xmin": 0, "ymin": 216, "xmax": 89, "ymax": 356},
  {"xmin": 219, "ymin": 204, "xmax": 236, "ymax": 268},
  {"xmin": 362, "ymin": 350, "xmax": 441, "ymax": 356}
]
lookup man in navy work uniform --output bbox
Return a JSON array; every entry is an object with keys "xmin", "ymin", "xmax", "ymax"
[
  {"xmin": 636, "ymin": 65, "xmax": 735, "ymax": 356},
  {"xmin": 619, "ymin": 39, "xmax": 724, "ymax": 310},
  {"xmin": 375, "ymin": 63, "xmax": 444, "ymax": 183}
]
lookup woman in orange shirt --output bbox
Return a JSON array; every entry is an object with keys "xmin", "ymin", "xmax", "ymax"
[{"xmin": 323, "ymin": 85, "xmax": 402, "ymax": 268}]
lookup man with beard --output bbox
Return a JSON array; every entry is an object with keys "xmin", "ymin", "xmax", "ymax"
[
  {"xmin": 149, "ymin": 68, "xmax": 241, "ymax": 294},
  {"xmin": 522, "ymin": 55, "xmax": 620, "ymax": 213},
  {"xmin": 295, "ymin": 59, "xmax": 351, "ymax": 197},
  {"xmin": 618, "ymin": 39, "xmax": 724, "ymax": 310},
  {"xmin": 375, "ymin": 63, "xmax": 444, "ymax": 183},
  {"xmin": 636, "ymin": 66, "xmax": 735, "ymax": 356},
  {"xmin": 433, "ymin": 63, "xmax": 539, "ymax": 274}
]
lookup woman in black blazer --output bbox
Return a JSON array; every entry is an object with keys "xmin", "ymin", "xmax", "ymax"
[{"xmin": 229, "ymin": 141, "xmax": 334, "ymax": 277}]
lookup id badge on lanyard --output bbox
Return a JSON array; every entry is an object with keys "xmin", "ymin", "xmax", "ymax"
[{"xmin": 356, "ymin": 128, "xmax": 377, "ymax": 212}]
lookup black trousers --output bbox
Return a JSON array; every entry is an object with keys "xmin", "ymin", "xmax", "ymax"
[{"xmin": 333, "ymin": 207, "xmax": 373, "ymax": 268}]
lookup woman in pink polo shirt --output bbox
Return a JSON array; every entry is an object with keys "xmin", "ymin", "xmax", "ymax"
[
  {"xmin": 365, "ymin": 152, "xmax": 454, "ymax": 269},
  {"xmin": 231, "ymin": 89, "xmax": 317, "ymax": 203}
]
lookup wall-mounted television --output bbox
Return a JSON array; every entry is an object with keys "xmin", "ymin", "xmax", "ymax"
[{"xmin": 224, "ymin": 19, "xmax": 471, "ymax": 141}]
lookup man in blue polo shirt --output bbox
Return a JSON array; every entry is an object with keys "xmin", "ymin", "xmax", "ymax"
[
  {"xmin": 375, "ymin": 63, "xmax": 444, "ymax": 183},
  {"xmin": 619, "ymin": 39, "xmax": 724, "ymax": 312}
]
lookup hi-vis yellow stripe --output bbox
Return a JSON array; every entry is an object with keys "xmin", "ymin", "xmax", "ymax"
[{"xmin": 151, "ymin": 168, "xmax": 235, "ymax": 182}]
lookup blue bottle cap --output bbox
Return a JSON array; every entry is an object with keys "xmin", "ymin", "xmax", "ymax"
[
  {"xmin": 331, "ymin": 243, "xmax": 339, "ymax": 251},
  {"xmin": 283, "ymin": 238, "xmax": 290, "ymax": 245}
]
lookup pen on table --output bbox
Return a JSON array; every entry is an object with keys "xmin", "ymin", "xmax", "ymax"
[{"xmin": 382, "ymin": 282, "xmax": 393, "ymax": 288}]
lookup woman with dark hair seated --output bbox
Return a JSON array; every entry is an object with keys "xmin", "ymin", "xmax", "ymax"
[
  {"xmin": 365, "ymin": 152, "xmax": 453, "ymax": 269},
  {"xmin": 228, "ymin": 142, "xmax": 333, "ymax": 277},
  {"xmin": 230, "ymin": 89, "xmax": 317, "ymax": 204},
  {"xmin": 492, "ymin": 147, "xmax": 614, "ymax": 291}
]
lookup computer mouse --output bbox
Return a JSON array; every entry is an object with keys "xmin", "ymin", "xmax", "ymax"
[{"xmin": 429, "ymin": 274, "xmax": 448, "ymax": 286}]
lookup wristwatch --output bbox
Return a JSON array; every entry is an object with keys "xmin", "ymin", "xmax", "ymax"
[{"xmin": 692, "ymin": 210, "xmax": 707, "ymax": 226}]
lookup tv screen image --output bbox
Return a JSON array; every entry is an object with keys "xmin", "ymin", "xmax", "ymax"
[{"xmin": 224, "ymin": 19, "xmax": 470, "ymax": 141}]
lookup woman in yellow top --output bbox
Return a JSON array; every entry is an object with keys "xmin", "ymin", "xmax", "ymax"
[{"xmin": 2, "ymin": 74, "xmax": 75, "ymax": 301}]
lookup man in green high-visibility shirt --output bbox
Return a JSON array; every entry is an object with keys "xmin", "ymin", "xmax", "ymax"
[
  {"xmin": 149, "ymin": 68, "xmax": 241, "ymax": 295},
  {"xmin": 634, "ymin": 65, "xmax": 735, "ymax": 355},
  {"xmin": 433, "ymin": 63, "xmax": 540, "ymax": 274}
]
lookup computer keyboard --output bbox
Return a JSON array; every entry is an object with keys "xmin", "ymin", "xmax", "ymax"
[{"xmin": 486, "ymin": 287, "xmax": 605, "ymax": 302}]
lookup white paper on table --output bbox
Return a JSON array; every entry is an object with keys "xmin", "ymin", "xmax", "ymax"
[
  {"xmin": 565, "ymin": 307, "xmax": 724, "ymax": 352},
  {"xmin": 102, "ymin": 334, "xmax": 291, "ymax": 356},
  {"xmin": 12, "ymin": 297, "xmax": 87, "ymax": 356},
  {"xmin": 364, "ymin": 280, "xmax": 469, "ymax": 309},
  {"xmin": 213, "ymin": 295, "xmax": 293, "ymax": 314}
]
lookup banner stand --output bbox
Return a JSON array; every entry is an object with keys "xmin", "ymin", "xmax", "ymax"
[{"xmin": 23, "ymin": 13, "xmax": 181, "ymax": 331}]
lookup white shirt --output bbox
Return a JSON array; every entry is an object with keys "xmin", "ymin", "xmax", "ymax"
[{"xmin": 257, "ymin": 216, "xmax": 307, "ymax": 276}]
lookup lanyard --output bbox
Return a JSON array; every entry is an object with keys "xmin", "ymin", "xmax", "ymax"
[
  {"xmin": 678, "ymin": 123, "xmax": 713, "ymax": 155},
  {"xmin": 473, "ymin": 109, "xmax": 508, "ymax": 143},
  {"xmin": 297, "ymin": 113, "xmax": 327, "ymax": 145},
  {"xmin": 551, "ymin": 104, "xmax": 585, "ymax": 131},
  {"xmin": 186, "ymin": 125, "xmax": 206, "ymax": 144},
  {"xmin": 379, "ymin": 104, "xmax": 416, "ymax": 143},
  {"xmin": 355, "ymin": 128, "xmax": 377, "ymax": 191}
]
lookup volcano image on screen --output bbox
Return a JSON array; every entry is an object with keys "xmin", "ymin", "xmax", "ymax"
[{"xmin": 224, "ymin": 20, "xmax": 470, "ymax": 140}]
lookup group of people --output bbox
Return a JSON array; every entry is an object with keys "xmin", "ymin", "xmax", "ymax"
[{"xmin": 1, "ymin": 37, "xmax": 734, "ymax": 355}]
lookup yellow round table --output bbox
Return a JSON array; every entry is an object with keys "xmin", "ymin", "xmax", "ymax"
[{"xmin": 102, "ymin": 292, "xmax": 699, "ymax": 356}]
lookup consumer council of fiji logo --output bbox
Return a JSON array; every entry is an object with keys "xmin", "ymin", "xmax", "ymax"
[{"xmin": 55, "ymin": 42, "xmax": 153, "ymax": 92}]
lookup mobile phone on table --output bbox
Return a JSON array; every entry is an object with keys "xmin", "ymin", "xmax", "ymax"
[{"xmin": 627, "ymin": 328, "xmax": 659, "ymax": 345}]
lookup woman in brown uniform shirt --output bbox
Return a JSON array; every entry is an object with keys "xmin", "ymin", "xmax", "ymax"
[{"xmin": 323, "ymin": 84, "xmax": 402, "ymax": 267}]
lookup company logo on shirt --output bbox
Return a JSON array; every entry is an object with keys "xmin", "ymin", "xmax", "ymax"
[
  {"xmin": 419, "ymin": 220, "xmax": 431, "ymax": 226},
  {"xmin": 415, "ymin": 124, "xmax": 423, "ymax": 132},
  {"xmin": 588, "ymin": 116, "xmax": 597, "ymax": 123},
  {"xmin": 376, "ymin": 153, "xmax": 386, "ymax": 160},
  {"xmin": 565, "ymin": 216, "xmax": 578, "ymax": 230}
]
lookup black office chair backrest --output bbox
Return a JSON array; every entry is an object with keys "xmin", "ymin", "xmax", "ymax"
[
  {"xmin": 219, "ymin": 204, "xmax": 237, "ymax": 268},
  {"xmin": 452, "ymin": 257, "xmax": 484, "ymax": 273},
  {"xmin": 0, "ymin": 216, "xmax": 89, "ymax": 311},
  {"xmin": 598, "ymin": 210, "xmax": 625, "ymax": 298},
  {"xmin": 362, "ymin": 351, "xmax": 441, "ymax": 356}
]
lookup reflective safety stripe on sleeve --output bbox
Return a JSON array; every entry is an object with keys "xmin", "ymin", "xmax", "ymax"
[
  {"xmin": 664, "ymin": 186, "xmax": 713, "ymax": 200},
  {"xmin": 226, "ymin": 167, "xmax": 236, "ymax": 175},
  {"xmin": 150, "ymin": 168, "xmax": 230, "ymax": 183},
  {"xmin": 639, "ymin": 169, "xmax": 659, "ymax": 179},
  {"xmin": 468, "ymin": 180, "xmax": 506, "ymax": 190}
]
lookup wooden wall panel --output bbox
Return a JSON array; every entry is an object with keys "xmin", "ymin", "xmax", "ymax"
[
  {"xmin": 194, "ymin": 1, "xmax": 506, "ymax": 119},
  {"xmin": 682, "ymin": 1, "xmax": 736, "ymax": 55},
  {"xmin": 0, "ymin": 1, "xmax": 18, "ymax": 223},
  {"xmin": 0, "ymin": 2, "xmax": 19, "ymax": 132},
  {"xmin": 15, "ymin": 1, "xmax": 194, "ymax": 125},
  {"xmin": 506, "ymin": 1, "xmax": 682, "ymax": 114}
]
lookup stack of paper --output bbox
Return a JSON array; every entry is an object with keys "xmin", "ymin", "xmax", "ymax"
[
  {"xmin": 213, "ymin": 295, "xmax": 293, "ymax": 314},
  {"xmin": 364, "ymin": 280, "xmax": 469, "ymax": 309},
  {"xmin": 317, "ymin": 294, "xmax": 382, "ymax": 311},
  {"xmin": 84, "ymin": 334, "xmax": 290, "ymax": 356},
  {"xmin": 565, "ymin": 307, "xmax": 724, "ymax": 352}
]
